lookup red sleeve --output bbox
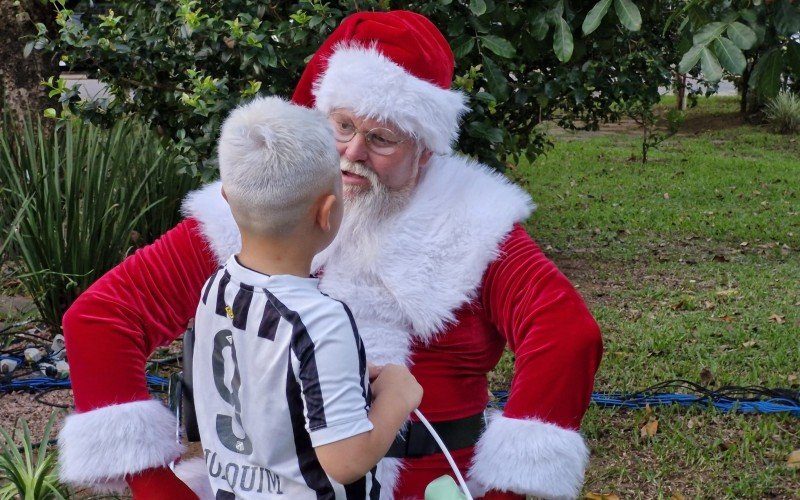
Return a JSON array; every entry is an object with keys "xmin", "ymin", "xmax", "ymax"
[
  {"xmin": 482, "ymin": 224, "xmax": 603, "ymax": 429},
  {"xmin": 63, "ymin": 218, "xmax": 218, "ymax": 412}
]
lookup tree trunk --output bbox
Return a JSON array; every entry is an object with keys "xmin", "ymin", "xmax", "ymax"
[
  {"xmin": 0, "ymin": 1, "xmax": 59, "ymax": 117},
  {"xmin": 675, "ymin": 72, "xmax": 687, "ymax": 111},
  {"xmin": 740, "ymin": 62, "xmax": 752, "ymax": 115}
]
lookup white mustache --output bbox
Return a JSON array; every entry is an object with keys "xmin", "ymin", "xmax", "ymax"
[{"xmin": 340, "ymin": 159, "xmax": 380, "ymax": 187}]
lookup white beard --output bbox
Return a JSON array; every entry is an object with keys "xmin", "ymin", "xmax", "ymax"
[{"xmin": 312, "ymin": 159, "xmax": 415, "ymax": 274}]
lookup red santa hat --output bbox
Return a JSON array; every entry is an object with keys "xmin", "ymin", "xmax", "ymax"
[{"xmin": 291, "ymin": 10, "xmax": 469, "ymax": 154}]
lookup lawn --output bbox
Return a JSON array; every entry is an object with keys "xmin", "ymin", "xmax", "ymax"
[{"xmin": 505, "ymin": 96, "xmax": 800, "ymax": 498}]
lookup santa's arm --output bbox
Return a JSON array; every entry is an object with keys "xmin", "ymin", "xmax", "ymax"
[
  {"xmin": 469, "ymin": 224, "xmax": 603, "ymax": 500},
  {"xmin": 58, "ymin": 218, "xmax": 218, "ymax": 496}
]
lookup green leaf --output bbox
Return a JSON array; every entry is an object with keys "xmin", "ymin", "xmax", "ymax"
[
  {"xmin": 787, "ymin": 41, "xmax": 800, "ymax": 72},
  {"xmin": 530, "ymin": 14, "xmax": 549, "ymax": 41},
  {"xmin": 726, "ymin": 22, "xmax": 756, "ymax": 50},
  {"xmin": 469, "ymin": 0, "xmax": 487, "ymax": 16},
  {"xmin": 582, "ymin": 0, "xmax": 612, "ymax": 35},
  {"xmin": 678, "ymin": 44, "xmax": 704, "ymax": 74},
  {"xmin": 613, "ymin": 0, "xmax": 641, "ymax": 31},
  {"xmin": 739, "ymin": 9, "xmax": 757, "ymax": 24},
  {"xmin": 548, "ymin": 1, "xmax": 564, "ymax": 21},
  {"xmin": 553, "ymin": 17, "xmax": 574, "ymax": 62},
  {"xmin": 750, "ymin": 49, "xmax": 784, "ymax": 98},
  {"xmin": 468, "ymin": 121, "xmax": 503, "ymax": 143},
  {"xmin": 482, "ymin": 56, "xmax": 508, "ymax": 99},
  {"xmin": 453, "ymin": 37, "xmax": 475, "ymax": 59},
  {"xmin": 713, "ymin": 37, "xmax": 746, "ymax": 75},
  {"xmin": 23, "ymin": 41, "xmax": 34, "ymax": 58},
  {"xmin": 700, "ymin": 47, "xmax": 723, "ymax": 82},
  {"xmin": 480, "ymin": 35, "xmax": 515, "ymax": 59},
  {"xmin": 693, "ymin": 22, "xmax": 726, "ymax": 46},
  {"xmin": 474, "ymin": 91, "xmax": 496, "ymax": 103}
]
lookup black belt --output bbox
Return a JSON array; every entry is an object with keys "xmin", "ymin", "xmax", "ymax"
[{"xmin": 385, "ymin": 412, "xmax": 485, "ymax": 459}]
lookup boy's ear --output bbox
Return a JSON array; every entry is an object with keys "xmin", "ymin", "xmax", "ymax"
[
  {"xmin": 316, "ymin": 194, "xmax": 337, "ymax": 232},
  {"xmin": 221, "ymin": 186, "xmax": 228, "ymax": 201}
]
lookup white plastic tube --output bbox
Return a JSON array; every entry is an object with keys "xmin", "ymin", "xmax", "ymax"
[{"xmin": 413, "ymin": 408, "xmax": 474, "ymax": 500}]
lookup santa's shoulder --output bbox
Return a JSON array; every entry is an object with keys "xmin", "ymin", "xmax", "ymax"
[{"xmin": 412, "ymin": 153, "xmax": 535, "ymax": 226}]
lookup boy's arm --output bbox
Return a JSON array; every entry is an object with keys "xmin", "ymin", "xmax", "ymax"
[
  {"xmin": 315, "ymin": 364, "xmax": 421, "ymax": 485},
  {"xmin": 289, "ymin": 300, "xmax": 421, "ymax": 486}
]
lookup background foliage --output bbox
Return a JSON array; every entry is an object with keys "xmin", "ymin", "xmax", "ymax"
[
  {"xmin": 673, "ymin": 0, "xmax": 800, "ymax": 112},
  {"xmin": 34, "ymin": 0, "xmax": 686, "ymax": 172}
]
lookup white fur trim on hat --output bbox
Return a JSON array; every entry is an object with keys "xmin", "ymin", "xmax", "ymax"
[
  {"xmin": 468, "ymin": 411, "xmax": 589, "ymax": 499},
  {"xmin": 312, "ymin": 44, "xmax": 469, "ymax": 154},
  {"xmin": 58, "ymin": 400, "xmax": 184, "ymax": 491}
]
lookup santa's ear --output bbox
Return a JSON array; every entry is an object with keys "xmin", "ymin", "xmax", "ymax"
[
  {"xmin": 419, "ymin": 148, "xmax": 433, "ymax": 168},
  {"xmin": 316, "ymin": 193, "xmax": 337, "ymax": 233}
]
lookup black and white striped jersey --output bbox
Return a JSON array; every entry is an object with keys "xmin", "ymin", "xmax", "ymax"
[{"xmin": 193, "ymin": 256, "xmax": 379, "ymax": 499}]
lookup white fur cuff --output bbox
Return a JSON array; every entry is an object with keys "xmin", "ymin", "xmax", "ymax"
[
  {"xmin": 468, "ymin": 412, "xmax": 589, "ymax": 500},
  {"xmin": 58, "ymin": 400, "xmax": 184, "ymax": 490}
]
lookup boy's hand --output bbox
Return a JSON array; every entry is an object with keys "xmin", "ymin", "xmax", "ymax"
[
  {"xmin": 370, "ymin": 363, "xmax": 423, "ymax": 412},
  {"xmin": 367, "ymin": 362, "xmax": 382, "ymax": 381}
]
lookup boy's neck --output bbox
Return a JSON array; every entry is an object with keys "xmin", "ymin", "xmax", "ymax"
[{"xmin": 236, "ymin": 232, "xmax": 315, "ymax": 278}]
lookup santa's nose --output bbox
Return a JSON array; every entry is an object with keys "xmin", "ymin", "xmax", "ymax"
[{"xmin": 342, "ymin": 132, "xmax": 369, "ymax": 163}]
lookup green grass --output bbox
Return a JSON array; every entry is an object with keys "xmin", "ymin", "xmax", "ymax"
[{"xmin": 504, "ymin": 96, "xmax": 800, "ymax": 498}]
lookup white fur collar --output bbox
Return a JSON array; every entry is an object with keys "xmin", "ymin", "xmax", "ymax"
[{"xmin": 182, "ymin": 154, "xmax": 533, "ymax": 344}]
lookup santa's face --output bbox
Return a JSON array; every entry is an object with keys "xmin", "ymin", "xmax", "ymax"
[{"xmin": 332, "ymin": 109, "xmax": 431, "ymax": 198}]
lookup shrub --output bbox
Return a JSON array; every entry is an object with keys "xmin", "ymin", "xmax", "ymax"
[
  {"xmin": 764, "ymin": 91, "xmax": 800, "ymax": 134},
  {"xmin": 34, "ymin": 0, "xmax": 678, "ymax": 171},
  {"xmin": 0, "ymin": 114, "xmax": 200, "ymax": 328},
  {"xmin": 0, "ymin": 411, "xmax": 68, "ymax": 499}
]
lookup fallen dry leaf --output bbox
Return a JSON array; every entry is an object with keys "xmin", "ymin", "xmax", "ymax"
[
  {"xmin": 671, "ymin": 494, "xmax": 686, "ymax": 500},
  {"xmin": 769, "ymin": 314, "xmax": 786, "ymax": 324},
  {"xmin": 716, "ymin": 289, "xmax": 738, "ymax": 297},
  {"xmin": 742, "ymin": 340, "xmax": 757, "ymax": 348},
  {"xmin": 712, "ymin": 254, "xmax": 729, "ymax": 262},
  {"xmin": 787, "ymin": 450, "xmax": 800, "ymax": 469},
  {"xmin": 640, "ymin": 418, "xmax": 658, "ymax": 439},
  {"xmin": 663, "ymin": 192, "xmax": 670, "ymax": 199},
  {"xmin": 703, "ymin": 300, "xmax": 716, "ymax": 310}
]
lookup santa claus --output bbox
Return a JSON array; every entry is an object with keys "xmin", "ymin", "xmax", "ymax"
[{"xmin": 57, "ymin": 10, "xmax": 602, "ymax": 500}]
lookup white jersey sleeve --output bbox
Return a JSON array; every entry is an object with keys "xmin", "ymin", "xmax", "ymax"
[{"xmin": 286, "ymin": 298, "xmax": 373, "ymax": 447}]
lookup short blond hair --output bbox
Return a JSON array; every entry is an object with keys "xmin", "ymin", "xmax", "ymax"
[{"xmin": 218, "ymin": 96, "xmax": 339, "ymax": 235}]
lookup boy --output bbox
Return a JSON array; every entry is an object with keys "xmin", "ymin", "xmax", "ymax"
[{"xmin": 192, "ymin": 96, "xmax": 423, "ymax": 498}]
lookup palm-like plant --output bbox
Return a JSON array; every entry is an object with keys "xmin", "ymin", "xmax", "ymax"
[
  {"xmin": 0, "ymin": 113, "xmax": 200, "ymax": 327},
  {"xmin": 0, "ymin": 411, "xmax": 69, "ymax": 499}
]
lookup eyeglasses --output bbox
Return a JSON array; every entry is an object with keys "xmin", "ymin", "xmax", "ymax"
[{"xmin": 328, "ymin": 112, "xmax": 409, "ymax": 156}]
